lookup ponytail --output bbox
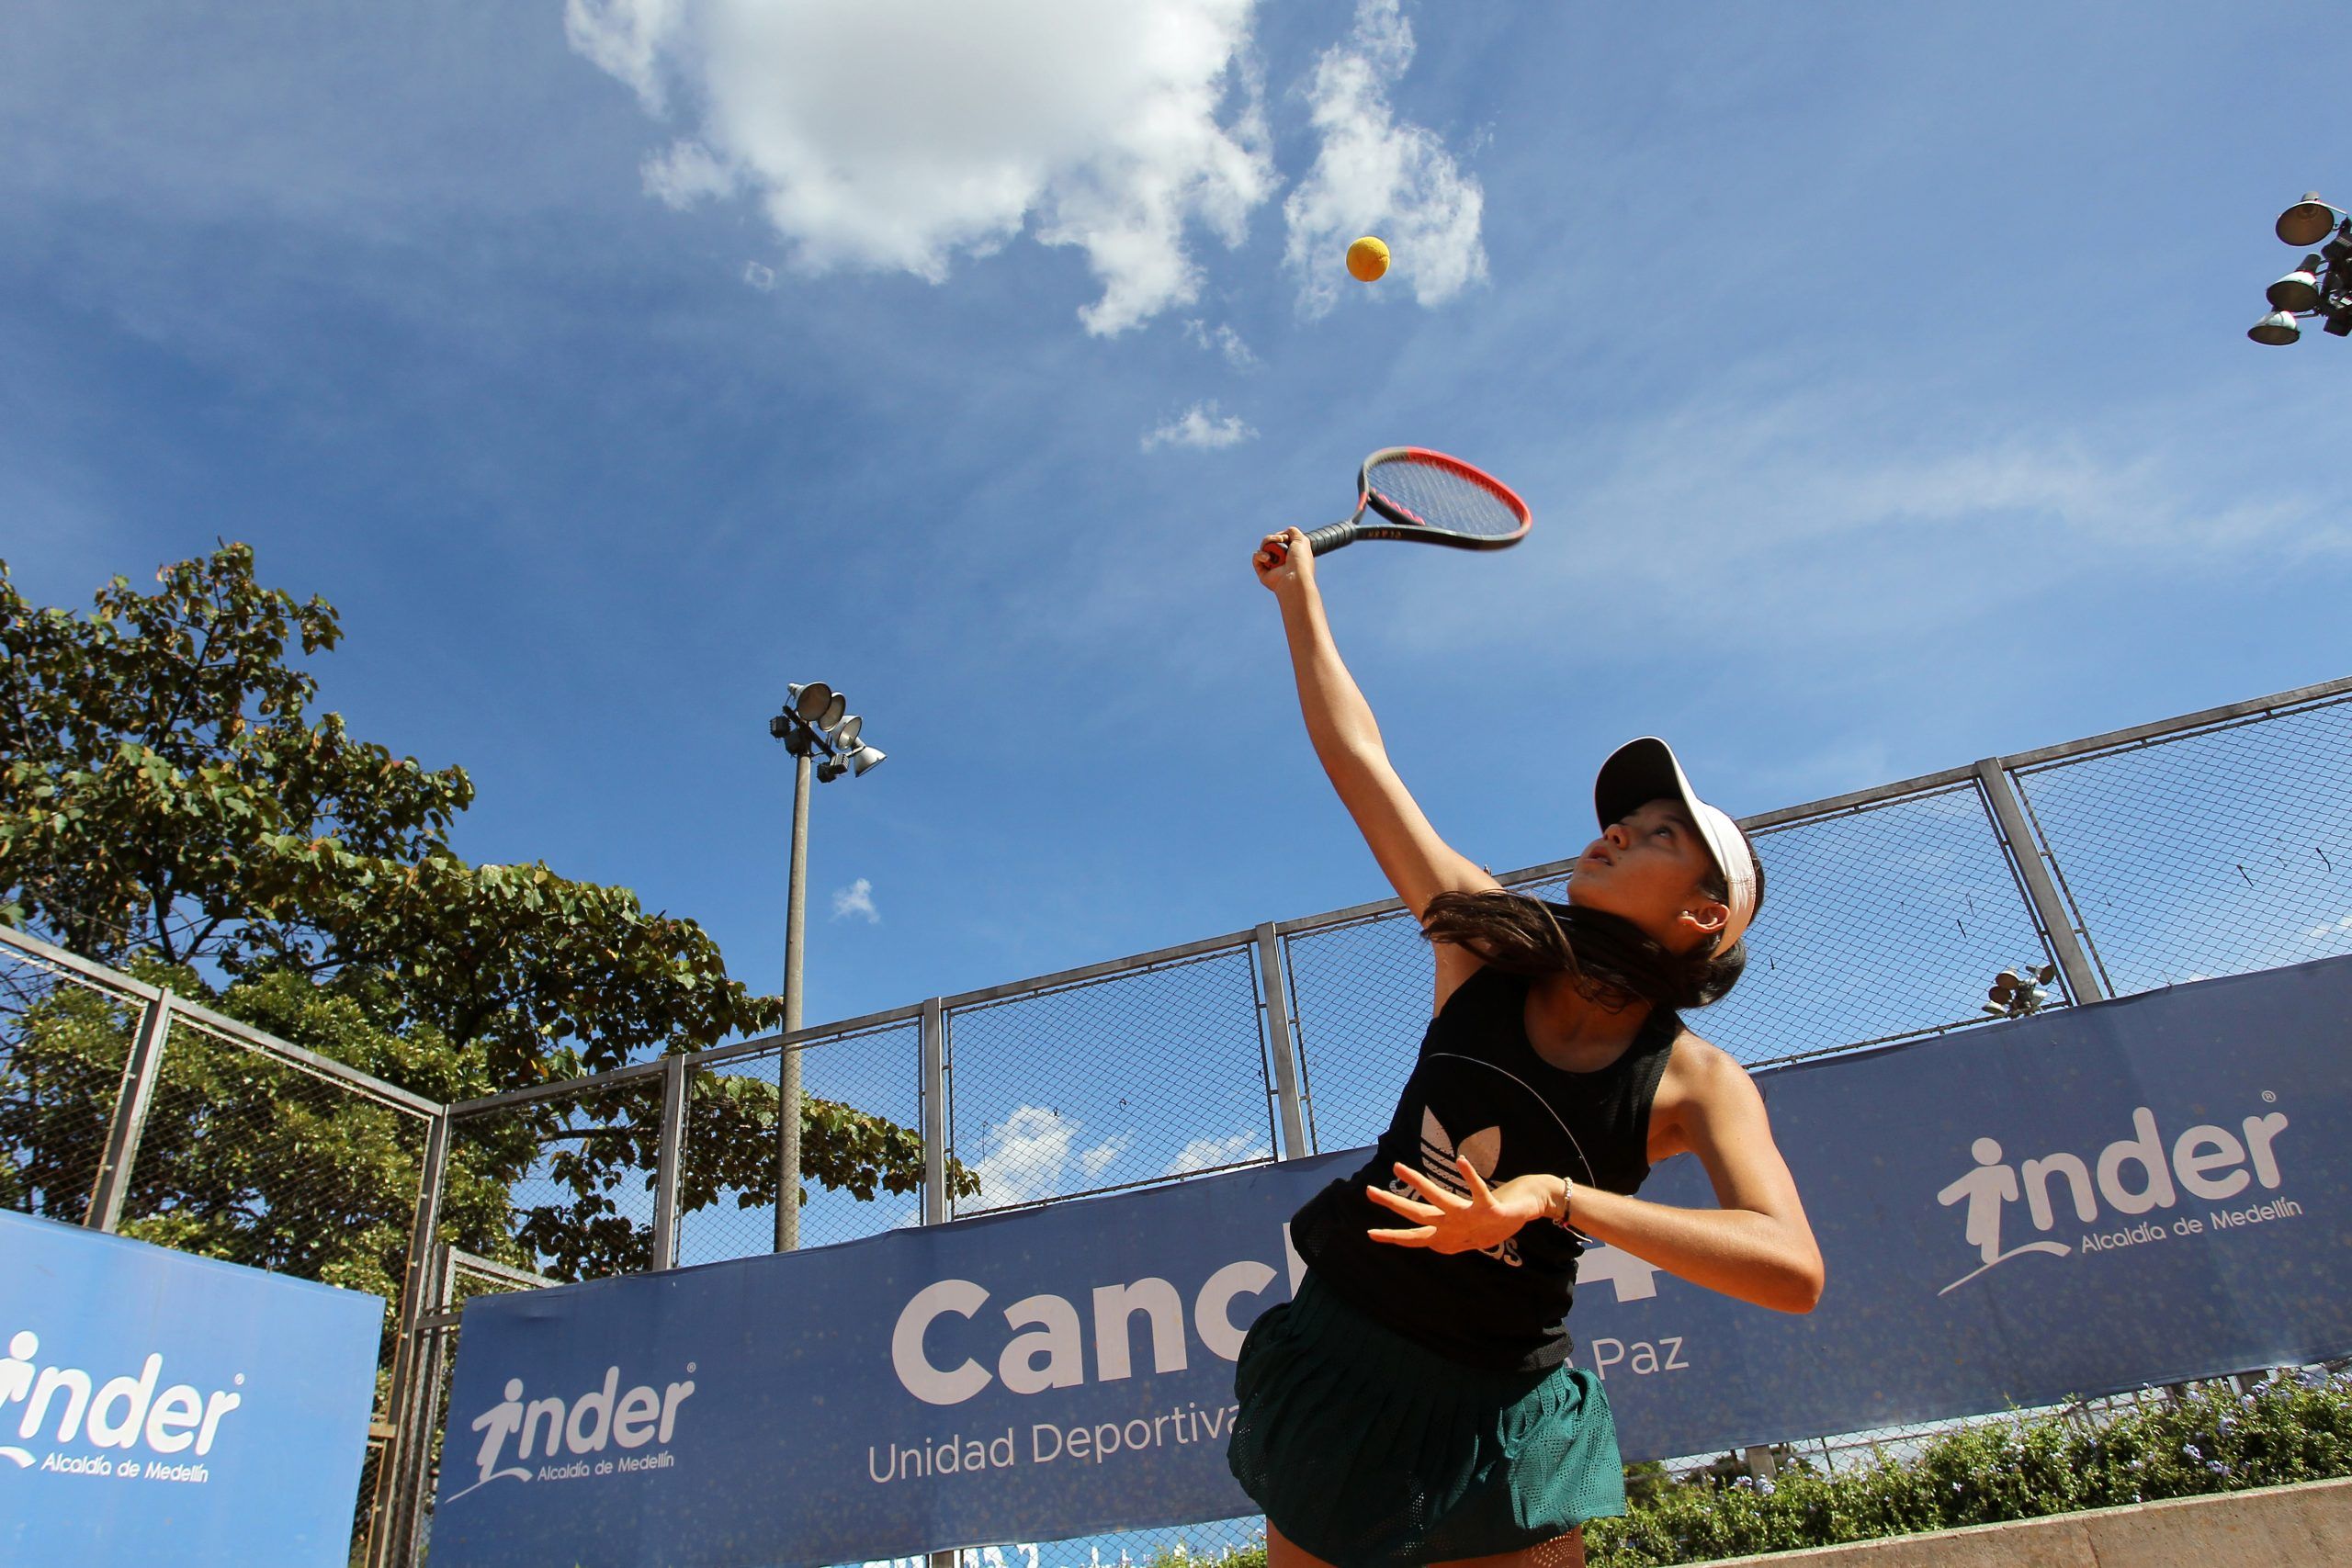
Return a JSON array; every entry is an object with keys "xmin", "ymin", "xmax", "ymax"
[{"xmin": 1419, "ymin": 888, "xmax": 1750, "ymax": 1010}]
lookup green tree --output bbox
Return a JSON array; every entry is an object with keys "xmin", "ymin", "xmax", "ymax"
[{"xmin": 0, "ymin": 546, "xmax": 975, "ymax": 1287}]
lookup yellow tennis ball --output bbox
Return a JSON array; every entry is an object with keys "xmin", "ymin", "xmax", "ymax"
[{"xmin": 1346, "ymin": 235, "xmax": 1390, "ymax": 282}]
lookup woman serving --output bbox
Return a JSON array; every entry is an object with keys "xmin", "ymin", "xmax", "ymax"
[{"xmin": 1227, "ymin": 527, "xmax": 1826, "ymax": 1568}]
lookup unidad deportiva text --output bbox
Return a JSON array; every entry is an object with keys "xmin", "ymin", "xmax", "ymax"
[{"xmin": 867, "ymin": 1404, "xmax": 1240, "ymax": 1483}]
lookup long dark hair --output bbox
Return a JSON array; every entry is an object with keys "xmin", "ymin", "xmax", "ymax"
[{"xmin": 1419, "ymin": 851, "xmax": 1763, "ymax": 1011}]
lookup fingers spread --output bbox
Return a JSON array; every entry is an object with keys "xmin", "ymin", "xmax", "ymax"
[
  {"xmin": 1365, "ymin": 1184, "xmax": 1441, "ymax": 1221},
  {"xmin": 1366, "ymin": 1224, "xmax": 1435, "ymax": 1247},
  {"xmin": 1391, "ymin": 1162, "xmax": 1464, "ymax": 1208},
  {"xmin": 1456, "ymin": 1156, "xmax": 1493, "ymax": 1202}
]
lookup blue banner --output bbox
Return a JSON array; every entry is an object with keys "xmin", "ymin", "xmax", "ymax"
[
  {"xmin": 0, "ymin": 1211, "xmax": 386, "ymax": 1567},
  {"xmin": 431, "ymin": 957, "xmax": 2352, "ymax": 1567}
]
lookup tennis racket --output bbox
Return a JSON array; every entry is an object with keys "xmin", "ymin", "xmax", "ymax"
[{"xmin": 1256, "ymin": 446, "xmax": 1531, "ymax": 569}]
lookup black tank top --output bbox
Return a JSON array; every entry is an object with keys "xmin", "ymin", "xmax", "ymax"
[{"xmin": 1289, "ymin": 964, "xmax": 1678, "ymax": 1371}]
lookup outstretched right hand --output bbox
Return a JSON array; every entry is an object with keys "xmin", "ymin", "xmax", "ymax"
[{"xmin": 1253, "ymin": 528, "xmax": 1316, "ymax": 595}]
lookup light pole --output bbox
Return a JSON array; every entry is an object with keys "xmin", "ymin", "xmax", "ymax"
[
  {"xmin": 2248, "ymin": 191, "xmax": 2352, "ymax": 345},
  {"xmin": 767, "ymin": 682, "xmax": 887, "ymax": 1250}
]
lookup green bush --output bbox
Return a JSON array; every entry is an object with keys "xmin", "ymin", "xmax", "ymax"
[
  {"xmin": 1588, "ymin": 1369, "xmax": 2352, "ymax": 1565},
  {"xmin": 1145, "ymin": 1370, "xmax": 2352, "ymax": 1568}
]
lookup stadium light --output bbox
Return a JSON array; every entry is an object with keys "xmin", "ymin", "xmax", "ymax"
[
  {"xmin": 2277, "ymin": 193, "xmax": 2343, "ymax": 248},
  {"xmin": 767, "ymin": 682, "xmax": 888, "ymax": 1251},
  {"xmin": 2248, "ymin": 310, "xmax": 2301, "ymax": 346},
  {"xmin": 2249, "ymin": 192, "xmax": 2352, "ymax": 345},
  {"xmin": 2267, "ymin": 257, "xmax": 2325, "ymax": 313}
]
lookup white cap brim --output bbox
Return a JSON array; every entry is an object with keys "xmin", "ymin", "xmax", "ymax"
[{"xmin": 1594, "ymin": 738, "xmax": 1758, "ymax": 955}]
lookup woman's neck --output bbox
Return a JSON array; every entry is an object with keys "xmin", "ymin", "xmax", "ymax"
[{"xmin": 1522, "ymin": 972, "xmax": 1654, "ymax": 1073}]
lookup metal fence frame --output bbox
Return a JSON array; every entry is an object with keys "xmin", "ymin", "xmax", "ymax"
[
  {"xmin": 0, "ymin": 920, "xmax": 447, "ymax": 1567},
  {"xmin": 7, "ymin": 671, "xmax": 2349, "ymax": 1565}
]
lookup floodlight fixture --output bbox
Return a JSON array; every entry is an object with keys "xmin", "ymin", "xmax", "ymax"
[
  {"xmin": 2248, "ymin": 310, "xmax": 2302, "ymax": 346},
  {"xmin": 2267, "ymin": 256, "xmax": 2325, "ymax": 313},
  {"xmin": 850, "ymin": 744, "xmax": 886, "ymax": 776},
  {"xmin": 831, "ymin": 714, "xmax": 863, "ymax": 750},
  {"xmin": 2276, "ymin": 193, "xmax": 2343, "ymax": 248},
  {"xmin": 789, "ymin": 681, "xmax": 834, "ymax": 723}
]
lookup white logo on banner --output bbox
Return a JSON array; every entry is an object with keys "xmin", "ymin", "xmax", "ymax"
[
  {"xmin": 0, "ymin": 1329, "xmax": 243, "ymax": 1483},
  {"xmin": 446, "ymin": 1364, "xmax": 697, "ymax": 1504},
  {"xmin": 1936, "ymin": 1100, "xmax": 2299, "ymax": 1294}
]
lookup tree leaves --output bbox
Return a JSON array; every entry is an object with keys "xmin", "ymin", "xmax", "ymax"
[{"xmin": 1, "ymin": 544, "xmax": 961, "ymax": 1285}]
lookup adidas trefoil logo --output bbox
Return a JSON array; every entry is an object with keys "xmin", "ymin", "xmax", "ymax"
[{"xmin": 1391, "ymin": 1108, "xmax": 1522, "ymax": 1267}]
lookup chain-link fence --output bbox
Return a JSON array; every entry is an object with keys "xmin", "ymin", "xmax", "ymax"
[
  {"xmin": 947, "ymin": 939, "xmax": 1279, "ymax": 1217},
  {"xmin": 2012, "ymin": 690, "xmax": 2352, "ymax": 995},
  {"xmin": 0, "ymin": 922, "xmax": 447, "ymax": 1568},
  {"xmin": 938, "ymin": 1514, "xmax": 1267, "ymax": 1568},
  {"xmin": 9, "ymin": 673, "xmax": 2351, "ymax": 1566},
  {"xmin": 676, "ymin": 1015, "xmax": 929, "ymax": 1262},
  {"xmin": 386, "ymin": 1248, "xmax": 555, "ymax": 1568},
  {"xmin": 0, "ymin": 931, "xmax": 143, "ymax": 1227}
]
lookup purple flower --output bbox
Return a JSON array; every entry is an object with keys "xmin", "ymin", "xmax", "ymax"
[
  {"xmin": 2207, "ymin": 1461, "xmax": 2229, "ymax": 1475},
  {"xmin": 1758, "ymin": 1478, "xmax": 1776, "ymax": 1496},
  {"xmin": 2182, "ymin": 1444, "xmax": 2203, "ymax": 1461}
]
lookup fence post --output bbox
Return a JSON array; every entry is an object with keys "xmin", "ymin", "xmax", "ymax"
[
  {"xmin": 1255, "ymin": 924, "xmax": 1309, "ymax": 1158},
  {"xmin": 921, "ymin": 998, "xmax": 948, "ymax": 1225},
  {"xmin": 650, "ymin": 1054, "xmax": 689, "ymax": 1271},
  {"xmin": 85, "ymin": 988, "xmax": 173, "ymax": 1233},
  {"xmin": 1973, "ymin": 758, "xmax": 2105, "ymax": 1004},
  {"xmin": 375, "ymin": 1112, "xmax": 452, "ymax": 1568},
  {"xmin": 920, "ymin": 997, "xmax": 955, "ymax": 1568}
]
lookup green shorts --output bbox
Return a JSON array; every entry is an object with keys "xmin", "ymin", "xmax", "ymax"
[{"xmin": 1226, "ymin": 1273, "xmax": 1626, "ymax": 1567}]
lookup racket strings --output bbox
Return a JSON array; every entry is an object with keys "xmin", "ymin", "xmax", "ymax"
[{"xmin": 1366, "ymin": 457, "xmax": 1526, "ymax": 538}]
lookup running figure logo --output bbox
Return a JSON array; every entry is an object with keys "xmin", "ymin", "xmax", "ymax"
[
  {"xmin": 1936, "ymin": 1136, "xmax": 2070, "ymax": 1294},
  {"xmin": 460, "ymin": 1379, "xmax": 537, "ymax": 1496}
]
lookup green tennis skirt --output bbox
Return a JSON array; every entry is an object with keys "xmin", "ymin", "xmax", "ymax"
[{"xmin": 1226, "ymin": 1273, "xmax": 1626, "ymax": 1567}]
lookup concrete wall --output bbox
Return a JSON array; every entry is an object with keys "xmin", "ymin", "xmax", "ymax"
[{"xmin": 1696, "ymin": 1476, "xmax": 2349, "ymax": 1568}]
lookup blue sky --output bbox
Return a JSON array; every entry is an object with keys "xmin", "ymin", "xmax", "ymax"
[{"xmin": 7, "ymin": 0, "xmax": 2348, "ymax": 1036}]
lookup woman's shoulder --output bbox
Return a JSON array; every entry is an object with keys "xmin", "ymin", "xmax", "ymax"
[
  {"xmin": 1657, "ymin": 1023, "xmax": 1741, "ymax": 1085},
  {"xmin": 1646, "ymin": 1027, "xmax": 1757, "ymax": 1151},
  {"xmin": 1434, "ymin": 957, "xmax": 1524, "ymax": 1015}
]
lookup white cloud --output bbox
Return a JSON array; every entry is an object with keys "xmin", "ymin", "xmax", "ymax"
[
  {"xmin": 742, "ymin": 260, "xmax": 775, "ymax": 291},
  {"xmin": 831, "ymin": 876, "xmax": 879, "ymax": 923},
  {"xmin": 1163, "ymin": 1133, "xmax": 1271, "ymax": 1176},
  {"xmin": 967, "ymin": 1104, "xmax": 1071, "ymax": 1206},
  {"xmin": 1141, "ymin": 400, "xmax": 1257, "ymax": 451},
  {"xmin": 645, "ymin": 140, "xmax": 737, "ymax": 209},
  {"xmin": 1183, "ymin": 318, "xmax": 1258, "ymax": 367},
  {"xmin": 568, "ymin": 0, "xmax": 1275, "ymax": 334},
  {"xmin": 1078, "ymin": 1134, "xmax": 1134, "ymax": 1179},
  {"xmin": 966, "ymin": 1106, "xmax": 1130, "ymax": 1204},
  {"xmin": 1283, "ymin": 0, "xmax": 1487, "ymax": 316},
  {"xmin": 563, "ymin": 0, "xmax": 686, "ymax": 115}
]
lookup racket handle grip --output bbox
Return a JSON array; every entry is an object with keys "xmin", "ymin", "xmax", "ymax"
[
  {"xmin": 1302, "ymin": 522, "xmax": 1357, "ymax": 557},
  {"xmin": 1261, "ymin": 522, "xmax": 1358, "ymax": 568}
]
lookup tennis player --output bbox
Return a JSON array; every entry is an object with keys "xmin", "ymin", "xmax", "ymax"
[{"xmin": 1229, "ymin": 529, "xmax": 1826, "ymax": 1568}]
